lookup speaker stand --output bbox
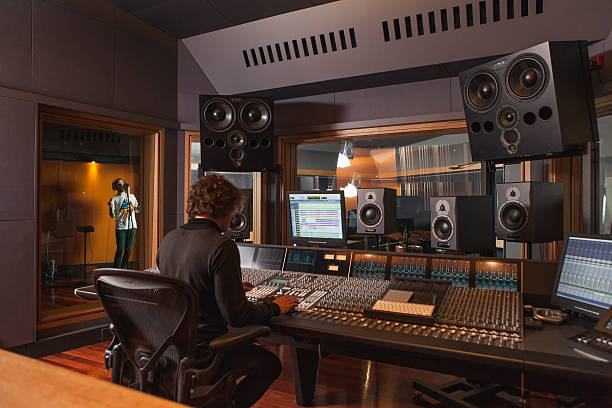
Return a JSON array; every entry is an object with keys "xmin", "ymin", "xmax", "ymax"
[
  {"xmin": 526, "ymin": 243, "xmax": 533, "ymax": 259},
  {"xmin": 79, "ymin": 230, "xmax": 91, "ymax": 285}
]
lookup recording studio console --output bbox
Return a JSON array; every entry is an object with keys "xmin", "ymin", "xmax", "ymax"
[{"xmin": 238, "ymin": 244, "xmax": 525, "ymax": 349}]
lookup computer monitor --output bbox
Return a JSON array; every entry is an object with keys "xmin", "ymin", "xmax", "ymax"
[
  {"xmin": 551, "ymin": 234, "xmax": 612, "ymax": 318},
  {"xmin": 287, "ymin": 190, "xmax": 347, "ymax": 247}
]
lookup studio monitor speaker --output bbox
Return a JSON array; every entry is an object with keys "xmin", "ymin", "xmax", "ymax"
[
  {"xmin": 200, "ymin": 95, "xmax": 274, "ymax": 171},
  {"xmin": 224, "ymin": 189, "xmax": 252, "ymax": 240},
  {"xmin": 496, "ymin": 182, "xmax": 563, "ymax": 243},
  {"xmin": 430, "ymin": 196, "xmax": 494, "ymax": 252},
  {"xmin": 357, "ymin": 188, "xmax": 397, "ymax": 235},
  {"xmin": 459, "ymin": 41, "xmax": 597, "ymax": 162}
]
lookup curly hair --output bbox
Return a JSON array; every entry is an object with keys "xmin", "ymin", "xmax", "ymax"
[{"xmin": 186, "ymin": 175, "xmax": 242, "ymax": 219}]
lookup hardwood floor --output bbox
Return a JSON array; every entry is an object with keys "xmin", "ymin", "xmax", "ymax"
[{"xmin": 41, "ymin": 343, "xmax": 562, "ymax": 408}]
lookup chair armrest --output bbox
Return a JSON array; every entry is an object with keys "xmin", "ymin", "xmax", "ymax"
[
  {"xmin": 74, "ymin": 285, "xmax": 98, "ymax": 300},
  {"xmin": 208, "ymin": 325, "xmax": 271, "ymax": 353}
]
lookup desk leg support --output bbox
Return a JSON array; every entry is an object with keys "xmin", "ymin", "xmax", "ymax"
[{"xmin": 290, "ymin": 346, "xmax": 319, "ymax": 406}]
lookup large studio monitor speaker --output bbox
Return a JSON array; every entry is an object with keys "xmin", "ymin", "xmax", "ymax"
[
  {"xmin": 496, "ymin": 182, "xmax": 563, "ymax": 243},
  {"xmin": 357, "ymin": 188, "xmax": 397, "ymax": 235},
  {"xmin": 224, "ymin": 189, "xmax": 252, "ymax": 240},
  {"xmin": 200, "ymin": 95, "xmax": 274, "ymax": 171},
  {"xmin": 430, "ymin": 196, "xmax": 494, "ymax": 252},
  {"xmin": 459, "ymin": 41, "xmax": 597, "ymax": 162}
]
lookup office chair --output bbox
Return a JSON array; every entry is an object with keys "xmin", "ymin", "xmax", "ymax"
[{"xmin": 93, "ymin": 268, "xmax": 271, "ymax": 407}]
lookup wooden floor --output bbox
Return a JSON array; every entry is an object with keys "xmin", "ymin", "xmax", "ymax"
[{"xmin": 40, "ymin": 342, "xmax": 564, "ymax": 408}]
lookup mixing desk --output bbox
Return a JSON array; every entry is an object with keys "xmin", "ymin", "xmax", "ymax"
[{"xmin": 239, "ymin": 244, "xmax": 525, "ymax": 349}]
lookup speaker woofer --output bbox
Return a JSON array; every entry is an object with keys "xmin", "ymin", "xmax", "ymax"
[
  {"xmin": 507, "ymin": 56, "xmax": 547, "ymax": 99},
  {"xmin": 433, "ymin": 216, "xmax": 453, "ymax": 241},
  {"xmin": 359, "ymin": 204, "xmax": 382, "ymax": 227},
  {"xmin": 202, "ymin": 98, "xmax": 235, "ymax": 132},
  {"xmin": 228, "ymin": 212, "xmax": 248, "ymax": 233},
  {"xmin": 499, "ymin": 202, "xmax": 528, "ymax": 232},
  {"xmin": 240, "ymin": 99, "xmax": 271, "ymax": 132},
  {"xmin": 465, "ymin": 72, "xmax": 499, "ymax": 111}
]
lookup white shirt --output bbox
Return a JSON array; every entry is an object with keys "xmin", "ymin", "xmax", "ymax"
[{"xmin": 110, "ymin": 193, "xmax": 139, "ymax": 230}]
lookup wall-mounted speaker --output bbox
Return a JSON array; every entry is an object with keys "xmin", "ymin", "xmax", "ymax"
[
  {"xmin": 430, "ymin": 196, "xmax": 494, "ymax": 252},
  {"xmin": 356, "ymin": 188, "xmax": 397, "ymax": 235},
  {"xmin": 224, "ymin": 189, "xmax": 252, "ymax": 240},
  {"xmin": 200, "ymin": 95, "xmax": 274, "ymax": 171},
  {"xmin": 459, "ymin": 41, "xmax": 597, "ymax": 162},
  {"xmin": 496, "ymin": 182, "xmax": 563, "ymax": 243}
]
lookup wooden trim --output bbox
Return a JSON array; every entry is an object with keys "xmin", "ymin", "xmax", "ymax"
[
  {"xmin": 252, "ymin": 172, "xmax": 263, "ymax": 244},
  {"xmin": 596, "ymin": 94, "xmax": 612, "ymax": 118},
  {"xmin": 36, "ymin": 311, "xmax": 108, "ymax": 332},
  {"xmin": 37, "ymin": 108, "xmax": 163, "ymax": 329},
  {"xmin": 40, "ymin": 105, "xmax": 163, "ymax": 134},
  {"xmin": 277, "ymin": 119, "xmax": 467, "ymax": 144}
]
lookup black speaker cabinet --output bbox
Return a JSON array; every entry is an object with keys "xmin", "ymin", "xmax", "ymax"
[
  {"xmin": 357, "ymin": 188, "xmax": 397, "ymax": 235},
  {"xmin": 496, "ymin": 182, "xmax": 563, "ymax": 243},
  {"xmin": 430, "ymin": 196, "xmax": 494, "ymax": 252},
  {"xmin": 224, "ymin": 189, "xmax": 252, "ymax": 240},
  {"xmin": 200, "ymin": 95, "xmax": 274, "ymax": 171},
  {"xmin": 459, "ymin": 41, "xmax": 597, "ymax": 162}
]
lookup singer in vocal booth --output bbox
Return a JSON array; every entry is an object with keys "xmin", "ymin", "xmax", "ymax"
[{"xmin": 108, "ymin": 178, "xmax": 140, "ymax": 268}]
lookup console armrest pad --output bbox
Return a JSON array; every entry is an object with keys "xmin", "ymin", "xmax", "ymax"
[
  {"xmin": 208, "ymin": 325, "xmax": 271, "ymax": 352},
  {"xmin": 74, "ymin": 285, "xmax": 98, "ymax": 300}
]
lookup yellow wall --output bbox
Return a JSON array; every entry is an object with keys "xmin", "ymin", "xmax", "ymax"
[{"xmin": 40, "ymin": 160, "xmax": 140, "ymax": 266}]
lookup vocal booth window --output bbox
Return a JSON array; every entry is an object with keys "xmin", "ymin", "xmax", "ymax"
[{"xmin": 39, "ymin": 120, "xmax": 142, "ymax": 323}]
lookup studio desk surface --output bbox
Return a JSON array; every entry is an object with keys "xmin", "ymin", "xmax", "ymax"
[{"xmin": 77, "ymin": 244, "xmax": 612, "ymax": 406}]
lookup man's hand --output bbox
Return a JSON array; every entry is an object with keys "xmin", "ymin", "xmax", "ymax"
[
  {"xmin": 241, "ymin": 281, "xmax": 254, "ymax": 292},
  {"xmin": 272, "ymin": 296, "xmax": 299, "ymax": 314}
]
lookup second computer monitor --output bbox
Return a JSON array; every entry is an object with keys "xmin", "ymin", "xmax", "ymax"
[{"xmin": 287, "ymin": 191, "xmax": 347, "ymax": 247}]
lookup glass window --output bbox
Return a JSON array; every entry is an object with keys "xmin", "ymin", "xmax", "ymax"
[
  {"xmin": 598, "ymin": 115, "xmax": 612, "ymax": 234},
  {"xmin": 40, "ymin": 120, "xmax": 142, "ymax": 322},
  {"xmin": 297, "ymin": 133, "xmax": 482, "ymax": 236}
]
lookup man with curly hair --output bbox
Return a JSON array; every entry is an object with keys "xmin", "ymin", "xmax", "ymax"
[{"xmin": 156, "ymin": 174, "xmax": 297, "ymax": 408}]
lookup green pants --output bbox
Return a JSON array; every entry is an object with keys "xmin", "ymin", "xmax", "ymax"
[{"xmin": 114, "ymin": 228, "xmax": 136, "ymax": 268}]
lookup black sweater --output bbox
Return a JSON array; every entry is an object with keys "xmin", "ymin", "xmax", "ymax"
[{"xmin": 156, "ymin": 218, "xmax": 280, "ymax": 344}]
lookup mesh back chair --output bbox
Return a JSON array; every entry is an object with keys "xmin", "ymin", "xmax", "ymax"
[{"xmin": 93, "ymin": 268, "xmax": 271, "ymax": 408}]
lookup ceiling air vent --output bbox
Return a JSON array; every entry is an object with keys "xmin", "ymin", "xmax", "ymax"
[
  {"xmin": 381, "ymin": 0, "xmax": 544, "ymax": 42},
  {"xmin": 242, "ymin": 27, "xmax": 358, "ymax": 68}
]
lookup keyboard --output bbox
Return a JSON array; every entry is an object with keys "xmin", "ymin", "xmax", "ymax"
[{"xmin": 371, "ymin": 300, "xmax": 435, "ymax": 316}]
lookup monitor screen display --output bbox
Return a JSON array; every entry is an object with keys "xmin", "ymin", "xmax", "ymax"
[
  {"xmin": 237, "ymin": 245, "xmax": 256, "ymax": 268},
  {"xmin": 287, "ymin": 191, "xmax": 346, "ymax": 246},
  {"xmin": 552, "ymin": 235, "xmax": 612, "ymax": 317}
]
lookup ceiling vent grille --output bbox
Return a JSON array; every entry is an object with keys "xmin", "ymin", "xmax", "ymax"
[
  {"xmin": 381, "ymin": 0, "xmax": 543, "ymax": 42},
  {"xmin": 242, "ymin": 27, "xmax": 358, "ymax": 68}
]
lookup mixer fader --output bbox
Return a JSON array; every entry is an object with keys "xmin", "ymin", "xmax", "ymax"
[{"xmin": 390, "ymin": 256, "xmax": 427, "ymax": 280}]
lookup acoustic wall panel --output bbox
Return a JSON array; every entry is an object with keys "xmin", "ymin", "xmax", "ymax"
[
  {"xmin": 183, "ymin": 0, "xmax": 611, "ymax": 95},
  {"xmin": 114, "ymin": 30, "xmax": 178, "ymax": 121},
  {"xmin": 0, "ymin": 0, "xmax": 32, "ymax": 90},
  {"xmin": 32, "ymin": 0, "xmax": 115, "ymax": 108},
  {"xmin": 0, "ymin": 97, "xmax": 36, "ymax": 221},
  {"xmin": 0, "ymin": 220, "xmax": 36, "ymax": 348}
]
